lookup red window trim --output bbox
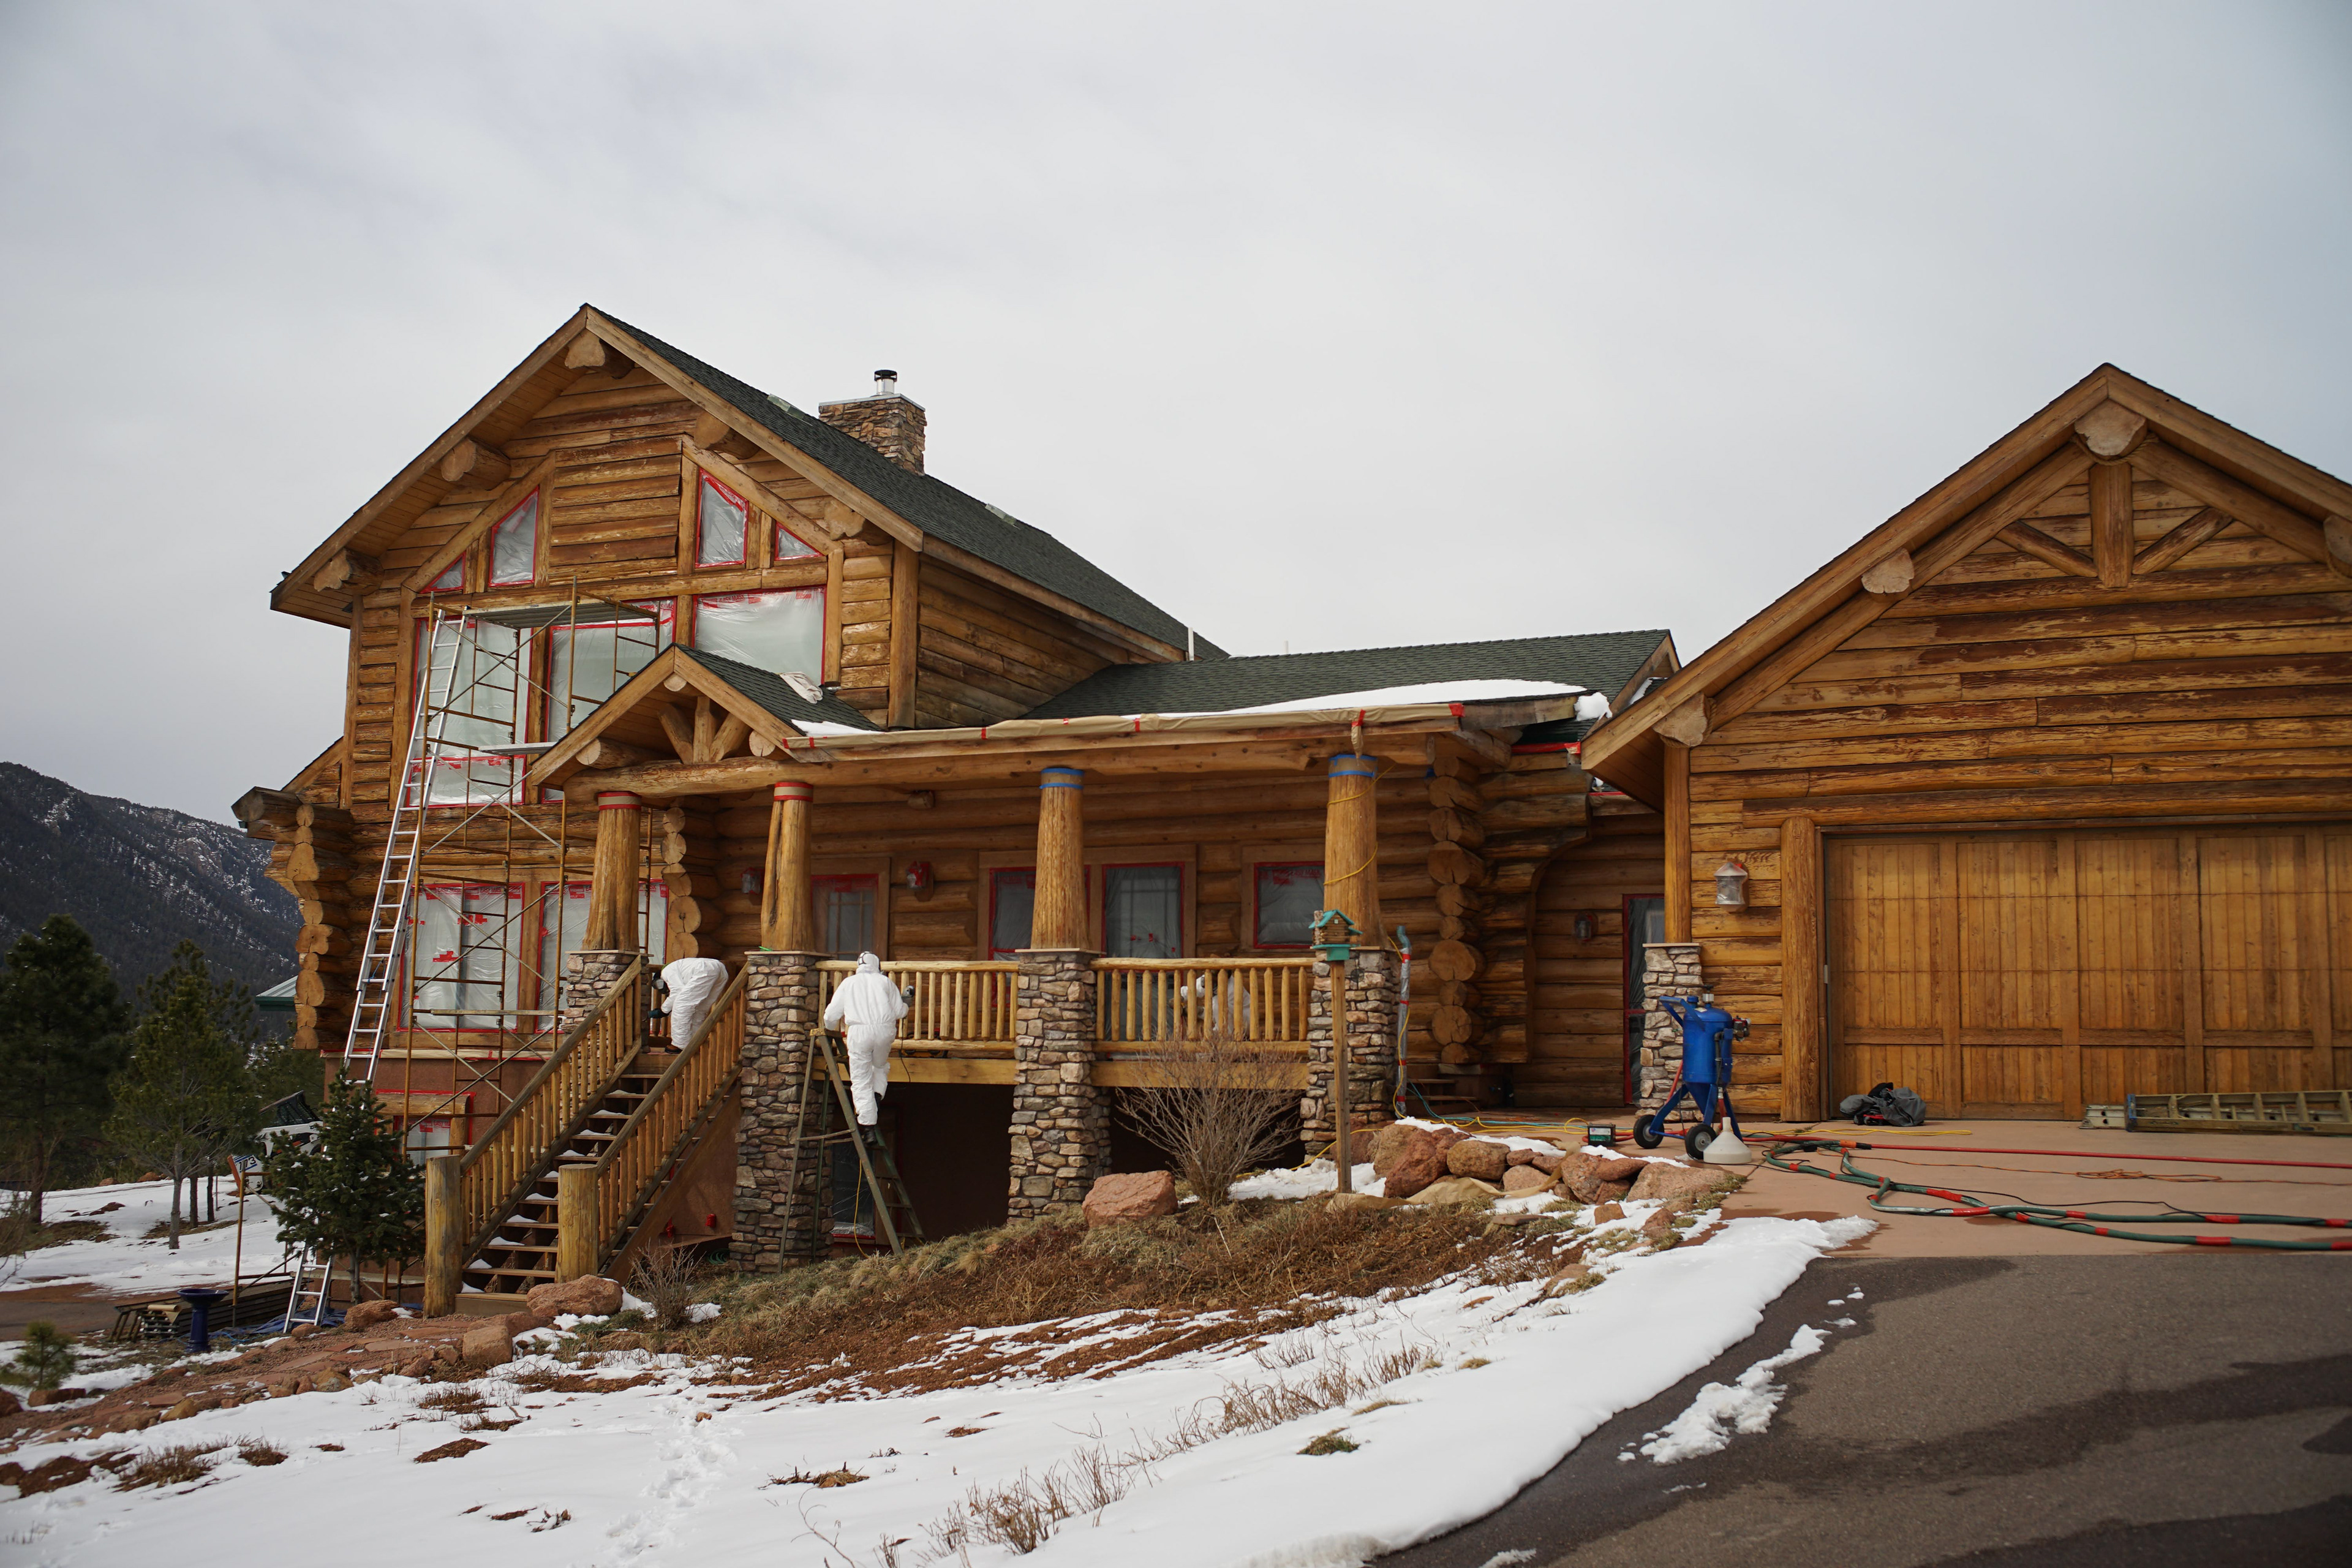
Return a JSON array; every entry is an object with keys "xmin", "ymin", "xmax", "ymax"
[
  {"xmin": 773, "ymin": 515, "xmax": 822, "ymax": 562},
  {"xmin": 696, "ymin": 472, "xmax": 752, "ymax": 569},
  {"xmin": 488, "ymin": 488, "xmax": 542, "ymax": 587},
  {"xmin": 1100, "ymin": 861, "xmax": 1185, "ymax": 957},
  {"xmin": 1251, "ymin": 861, "xmax": 1324, "ymax": 950},
  {"xmin": 541, "ymin": 600, "xmax": 674, "ymax": 736}
]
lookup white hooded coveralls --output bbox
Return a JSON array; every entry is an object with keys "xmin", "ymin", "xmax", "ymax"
[
  {"xmin": 822, "ymin": 952, "xmax": 906, "ymax": 1126},
  {"xmin": 660, "ymin": 957, "xmax": 729, "ymax": 1050}
]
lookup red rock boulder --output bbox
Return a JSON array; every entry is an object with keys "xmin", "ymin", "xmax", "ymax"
[
  {"xmin": 1084, "ymin": 1170, "xmax": 1179, "ymax": 1227},
  {"xmin": 1446, "ymin": 1140, "xmax": 1511, "ymax": 1182},
  {"xmin": 526, "ymin": 1275, "xmax": 625, "ymax": 1319}
]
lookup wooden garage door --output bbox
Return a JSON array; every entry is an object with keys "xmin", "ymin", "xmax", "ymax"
[{"xmin": 1826, "ymin": 826, "xmax": 2348, "ymax": 1118}]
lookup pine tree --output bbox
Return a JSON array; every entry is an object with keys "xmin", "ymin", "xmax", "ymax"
[
  {"xmin": 104, "ymin": 943, "xmax": 262, "ymax": 1249},
  {"xmin": 0, "ymin": 916, "xmax": 131, "ymax": 1225},
  {"xmin": 4, "ymin": 1321, "xmax": 77, "ymax": 1392},
  {"xmin": 266, "ymin": 1073, "xmax": 424, "ymax": 1309}
]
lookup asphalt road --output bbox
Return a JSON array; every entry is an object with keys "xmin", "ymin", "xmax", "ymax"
[{"xmin": 1379, "ymin": 1254, "xmax": 2352, "ymax": 1568}]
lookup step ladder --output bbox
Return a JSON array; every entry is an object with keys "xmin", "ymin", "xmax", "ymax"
[{"xmin": 789, "ymin": 1028, "xmax": 924, "ymax": 1255}]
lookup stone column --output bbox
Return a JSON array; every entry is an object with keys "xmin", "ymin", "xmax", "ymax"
[
  {"xmin": 1008, "ymin": 949, "xmax": 1106, "ymax": 1219},
  {"xmin": 559, "ymin": 950, "xmax": 636, "ymax": 1039},
  {"xmin": 734, "ymin": 950, "xmax": 828, "ymax": 1269},
  {"xmin": 1303, "ymin": 949, "xmax": 1400, "ymax": 1146},
  {"xmin": 1636, "ymin": 942, "xmax": 1705, "ymax": 1114}
]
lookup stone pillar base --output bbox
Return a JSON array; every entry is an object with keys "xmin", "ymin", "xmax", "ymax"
[
  {"xmin": 1304, "ymin": 950, "xmax": 1400, "ymax": 1145},
  {"xmin": 1637, "ymin": 942, "xmax": 1705, "ymax": 1114},
  {"xmin": 1009, "ymin": 949, "xmax": 1106, "ymax": 1220},
  {"xmin": 559, "ymin": 950, "xmax": 637, "ymax": 1039},
  {"xmin": 734, "ymin": 951, "xmax": 827, "ymax": 1270}
]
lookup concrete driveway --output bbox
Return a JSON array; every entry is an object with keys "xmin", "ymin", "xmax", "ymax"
[{"xmin": 1381, "ymin": 1123, "xmax": 2352, "ymax": 1567}]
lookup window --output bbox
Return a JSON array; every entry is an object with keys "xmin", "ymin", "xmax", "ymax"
[
  {"xmin": 1622, "ymin": 894, "xmax": 1667, "ymax": 1102},
  {"xmin": 814, "ymin": 873, "xmax": 878, "ymax": 959},
  {"xmin": 774, "ymin": 518, "xmax": 820, "ymax": 562},
  {"xmin": 410, "ymin": 883, "xmax": 526, "ymax": 1030},
  {"xmin": 1253, "ymin": 862, "xmax": 1324, "ymax": 949},
  {"xmin": 693, "ymin": 589, "xmax": 824, "ymax": 679},
  {"xmin": 426, "ymin": 557, "xmax": 464, "ymax": 592},
  {"xmin": 989, "ymin": 868, "xmax": 1035, "ymax": 960},
  {"xmin": 489, "ymin": 491, "xmax": 540, "ymax": 586},
  {"xmin": 537, "ymin": 881, "xmax": 669, "ymax": 1016},
  {"xmin": 695, "ymin": 473, "xmax": 749, "ymax": 568},
  {"xmin": 547, "ymin": 601, "xmax": 674, "ymax": 739},
  {"xmin": 415, "ymin": 618, "xmax": 523, "ymax": 806},
  {"xmin": 403, "ymin": 1119, "xmax": 456, "ymax": 1165},
  {"xmin": 1104, "ymin": 865, "xmax": 1182, "ymax": 958}
]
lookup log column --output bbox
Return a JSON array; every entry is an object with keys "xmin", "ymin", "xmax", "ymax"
[
  {"xmin": 586, "ymin": 791, "xmax": 644, "ymax": 951},
  {"xmin": 1779, "ymin": 815, "xmax": 1825, "ymax": 1121},
  {"xmin": 1032, "ymin": 767, "xmax": 1087, "ymax": 949},
  {"xmin": 761, "ymin": 783, "xmax": 815, "ymax": 952},
  {"xmin": 1321, "ymin": 754, "xmax": 1384, "ymax": 941}
]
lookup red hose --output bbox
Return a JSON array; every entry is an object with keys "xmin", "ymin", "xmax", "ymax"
[{"xmin": 1758, "ymin": 1134, "xmax": 2352, "ymax": 1173}]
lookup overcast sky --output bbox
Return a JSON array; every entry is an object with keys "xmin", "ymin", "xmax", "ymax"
[{"xmin": 2, "ymin": 2, "xmax": 2346, "ymax": 821}]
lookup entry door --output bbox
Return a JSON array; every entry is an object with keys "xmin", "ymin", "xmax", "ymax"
[{"xmin": 1827, "ymin": 826, "xmax": 2347, "ymax": 1119}]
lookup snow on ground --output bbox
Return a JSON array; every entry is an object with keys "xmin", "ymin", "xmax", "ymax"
[
  {"xmin": 7, "ymin": 1180, "xmax": 287, "ymax": 1295},
  {"xmin": 3, "ymin": 1199, "xmax": 1873, "ymax": 1568},
  {"xmin": 1632, "ymin": 1324, "xmax": 1828, "ymax": 1463}
]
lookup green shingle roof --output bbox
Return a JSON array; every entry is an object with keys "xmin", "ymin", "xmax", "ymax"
[
  {"xmin": 1019, "ymin": 631, "xmax": 1670, "ymax": 720},
  {"xmin": 600, "ymin": 311, "xmax": 1224, "ymax": 660}
]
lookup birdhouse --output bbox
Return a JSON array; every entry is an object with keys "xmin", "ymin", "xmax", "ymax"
[{"xmin": 1714, "ymin": 859, "xmax": 1749, "ymax": 908}]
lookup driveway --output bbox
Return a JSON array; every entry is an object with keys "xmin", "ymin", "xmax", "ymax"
[{"xmin": 1381, "ymin": 1123, "xmax": 2352, "ymax": 1566}]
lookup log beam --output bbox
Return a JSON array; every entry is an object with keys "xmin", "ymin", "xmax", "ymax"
[
  {"xmin": 2132, "ymin": 438, "xmax": 2331, "ymax": 565},
  {"xmin": 1322, "ymin": 753, "xmax": 1384, "ymax": 944},
  {"xmin": 311, "ymin": 548, "xmax": 377, "ymax": 596},
  {"xmin": 437, "ymin": 438, "xmax": 511, "ymax": 488},
  {"xmin": 584, "ymin": 791, "xmax": 643, "ymax": 950},
  {"xmin": 1779, "ymin": 814, "xmax": 1823, "ymax": 1120},
  {"xmin": 761, "ymin": 782, "xmax": 815, "ymax": 951},
  {"xmin": 1654, "ymin": 698, "xmax": 1709, "ymax": 748},
  {"xmin": 1032, "ymin": 767, "xmax": 1087, "ymax": 948},
  {"xmin": 1998, "ymin": 521, "xmax": 2099, "ymax": 579},
  {"xmin": 1860, "ymin": 549, "xmax": 1915, "ymax": 595},
  {"xmin": 1664, "ymin": 741, "xmax": 1691, "ymax": 943},
  {"xmin": 564, "ymin": 331, "xmax": 636, "ymax": 380},
  {"xmin": 2132, "ymin": 506, "xmax": 2229, "ymax": 575},
  {"xmin": 2090, "ymin": 459, "xmax": 2134, "ymax": 589},
  {"xmin": 2073, "ymin": 401, "xmax": 2147, "ymax": 461}
]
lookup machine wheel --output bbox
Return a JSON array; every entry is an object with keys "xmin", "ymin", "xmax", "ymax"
[
  {"xmin": 1683, "ymin": 1123, "xmax": 1715, "ymax": 1161},
  {"xmin": 1631, "ymin": 1114, "xmax": 1665, "ymax": 1150}
]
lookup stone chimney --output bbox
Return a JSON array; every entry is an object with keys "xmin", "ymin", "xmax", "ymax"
[{"xmin": 819, "ymin": 369, "xmax": 927, "ymax": 473}]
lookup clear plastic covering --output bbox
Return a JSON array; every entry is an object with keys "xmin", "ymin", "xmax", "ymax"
[
  {"xmin": 537, "ymin": 881, "xmax": 668, "ymax": 1012},
  {"xmin": 813, "ymin": 873, "xmax": 878, "ymax": 958},
  {"xmin": 989, "ymin": 867, "xmax": 1035, "ymax": 960},
  {"xmin": 1253, "ymin": 862, "xmax": 1324, "ymax": 948},
  {"xmin": 774, "ymin": 517, "xmax": 820, "ymax": 561},
  {"xmin": 696, "ymin": 474, "xmax": 748, "ymax": 568},
  {"xmin": 408, "ymin": 883, "xmax": 526, "ymax": 1028},
  {"xmin": 692, "ymin": 588, "xmax": 823, "ymax": 678},
  {"xmin": 548, "ymin": 601, "xmax": 674, "ymax": 738},
  {"xmin": 1105, "ymin": 865, "xmax": 1182, "ymax": 958},
  {"xmin": 490, "ymin": 491, "xmax": 540, "ymax": 586},
  {"xmin": 427, "ymin": 556, "xmax": 464, "ymax": 592},
  {"xmin": 417, "ymin": 618, "xmax": 524, "ymax": 805}
]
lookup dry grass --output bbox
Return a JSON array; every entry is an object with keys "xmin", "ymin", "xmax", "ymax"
[
  {"xmin": 699, "ymin": 1196, "xmax": 1566, "ymax": 1396},
  {"xmin": 115, "ymin": 1443, "xmax": 224, "ymax": 1490},
  {"xmin": 631, "ymin": 1245, "xmax": 704, "ymax": 1331},
  {"xmin": 235, "ymin": 1438, "xmax": 287, "ymax": 1467}
]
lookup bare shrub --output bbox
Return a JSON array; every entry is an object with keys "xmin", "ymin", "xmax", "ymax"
[
  {"xmin": 631, "ymin": 1244, "xmax": 701, "ymax": 1331},
  {"xmin": 236, "ymin": 1437, "xmax": 288, "ymax": 1466},
  {"xmin": 1117, "ymin": 1036, "xmax": 1299, "ymax": 1205},
  {"xmin": 116, "ymin": 1442, "xmax": 224, "ymax": 1490}
]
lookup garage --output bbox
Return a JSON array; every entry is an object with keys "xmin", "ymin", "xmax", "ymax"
[{"xmin": 1827, "ymin": 825, "xmax": 2350, "ymax": 1118}]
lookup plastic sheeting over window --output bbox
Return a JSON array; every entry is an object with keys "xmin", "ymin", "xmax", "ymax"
[
  {"xmin": 426, "ymin": 557, "xmax": 464, "ymax": 592},
  {"xmin": 409, "ymin": 883, "xmax": 527, "ymax": 1030},
  {"xmin": 693, "ymin": 588, "xmax": 823, "ymax": 679},
  {"xmin": 696, "ymin": 474, "xmax": 748, "ymax": 568},
  {"xmin": 1104, "ymin": 865, "xmax": 1182, "ymax": 958},
  {"xmin": 490, "ymin": 491, "xmax": 540, "ymax": 586},
  {"xmin": 537, "ymin": 881, "xmax": 669, "ymax": 1014},
  {"xmin": 774, "ymin": 518, "xmax": 820, "ymax": 561},
  {"xmin": 1254, "ymin": 862, "xmax": 1324, "ymax": 948},
  {"xmin": 548, "ymin": 601, "xmax": 674, "ymax": 739},
  {"xmin": 989, "ymin": 867, "xmax": 1035, "ymax": 960},
  {"xmin": 814, "ymin": 873, "xmax": 878, "ymax": 959},
  {"xmin": 417, "ymin": 618, "xmax": 523, "ymax": 806}
]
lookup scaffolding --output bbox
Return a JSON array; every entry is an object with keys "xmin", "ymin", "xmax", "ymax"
[{"xmin": 351, "ymin": 584, "xmax": 668, "ymax": 1152}]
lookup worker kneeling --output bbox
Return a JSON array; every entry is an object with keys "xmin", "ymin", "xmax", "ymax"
[{"xmin": 822, "ymin": 951, "xmax": 907, "ymax": 1142}]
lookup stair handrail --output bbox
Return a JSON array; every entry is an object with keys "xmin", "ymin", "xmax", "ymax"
[
  {"xmin": 588, "ymin": 962, "xmax": 749, "ymax": 1265},
  {"xmin": 453, "ymin": 954, "xmax": 647, "ymax": 1263}
]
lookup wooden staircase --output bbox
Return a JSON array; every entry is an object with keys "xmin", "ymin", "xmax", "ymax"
[{"xmin": 462, "ymin": 1052, "xmax": 673, "ymax": 1294}]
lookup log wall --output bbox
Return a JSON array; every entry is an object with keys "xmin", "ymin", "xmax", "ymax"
[{"xmin": 1524, "ymin": 801, "xmax": 1664, "ymax": 1107}]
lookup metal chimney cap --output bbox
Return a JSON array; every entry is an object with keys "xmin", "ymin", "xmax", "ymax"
[{"xmin": 873, "ymin": 369, "xmax": 899, "ymax": 395}]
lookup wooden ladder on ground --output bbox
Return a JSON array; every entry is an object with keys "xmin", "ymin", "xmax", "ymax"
[{"xmin": 788, "ymin": 1027, "xmax": 925, "ymax": 1255}]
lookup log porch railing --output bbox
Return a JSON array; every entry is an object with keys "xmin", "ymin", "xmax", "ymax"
[
  {"xmin": 1095, "ymin": 957, "xmax": 1316, "ymax": 1048},
  {"xmin": 815, "ymin": 959, "xmax": 1019, "ymax": 1044},
  {"xmin": 583, "ymin": 963, "xmax": 748, "ymax": 1268},
  {"xmin": 443, "ymin": 955, "xmax": 646, "ymax": 1283}
]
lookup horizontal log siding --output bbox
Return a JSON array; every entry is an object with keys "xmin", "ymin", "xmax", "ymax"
[
  {"xmin": 1524, "ymin": 802, "xmax": 1663, "ymax": 1107},
  {"xmin": 1688, "ymin": 459, "xmax": 2352, "ymax": 1116}
]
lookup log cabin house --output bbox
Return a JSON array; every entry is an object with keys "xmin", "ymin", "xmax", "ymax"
[
  {"xmin": 235, "ymin": 305, "xmax": 1679, "ymax": 1300},
  {"xmin": 1578, "ymin": 366, "xmax": 2352, "ymax": 1125}
]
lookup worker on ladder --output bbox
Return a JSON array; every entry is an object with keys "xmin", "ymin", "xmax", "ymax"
[{"xmin": 822, "ymin": 952, "xmax": 907, "ymax": 1144}]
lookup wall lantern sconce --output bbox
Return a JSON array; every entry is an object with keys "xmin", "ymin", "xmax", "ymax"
[
  {"xmin": 1714, "ymin": 859, "xmax": 1750, "ymax": 909},
  {"xmin": 903, "ymin": 861, "xmax": 934, "ymax": 898},
  {"xmin": 739, "ymin": 868, "xmax": 758, "ymax": 897},
  {"xmin": 1573, "ymin": 913, "xmax": 1594, "ymax": 942}
]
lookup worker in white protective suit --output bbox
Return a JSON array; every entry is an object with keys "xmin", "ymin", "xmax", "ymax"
[
  {"xmin": 822, "ymin": 951, "xmax": 908, "ymax": 1138},
  {"xmin": 660, "ymin": 956, "xmax": 730, "ymax": 1049}
]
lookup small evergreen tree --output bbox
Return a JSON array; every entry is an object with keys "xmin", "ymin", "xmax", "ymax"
[
  {"xmin": 4, "ymin": 1321, "xmax": 78, "ymax": 1392},
  {"xmin": 104, "ymin": 943, "xmax": 262, "ymax": 1248},
  {"xmin": 0, "ymin": 916, "xmax": 131, "ymax": 1224},
  {"xmin": 266, "ymin": 1073, "xmax": 424, "ymax": 1309}
]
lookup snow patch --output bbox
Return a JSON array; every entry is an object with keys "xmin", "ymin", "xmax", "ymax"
[{"xmin": 1640, "ymin": 1324, "xmax": 1828, "ymax": 1463}]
